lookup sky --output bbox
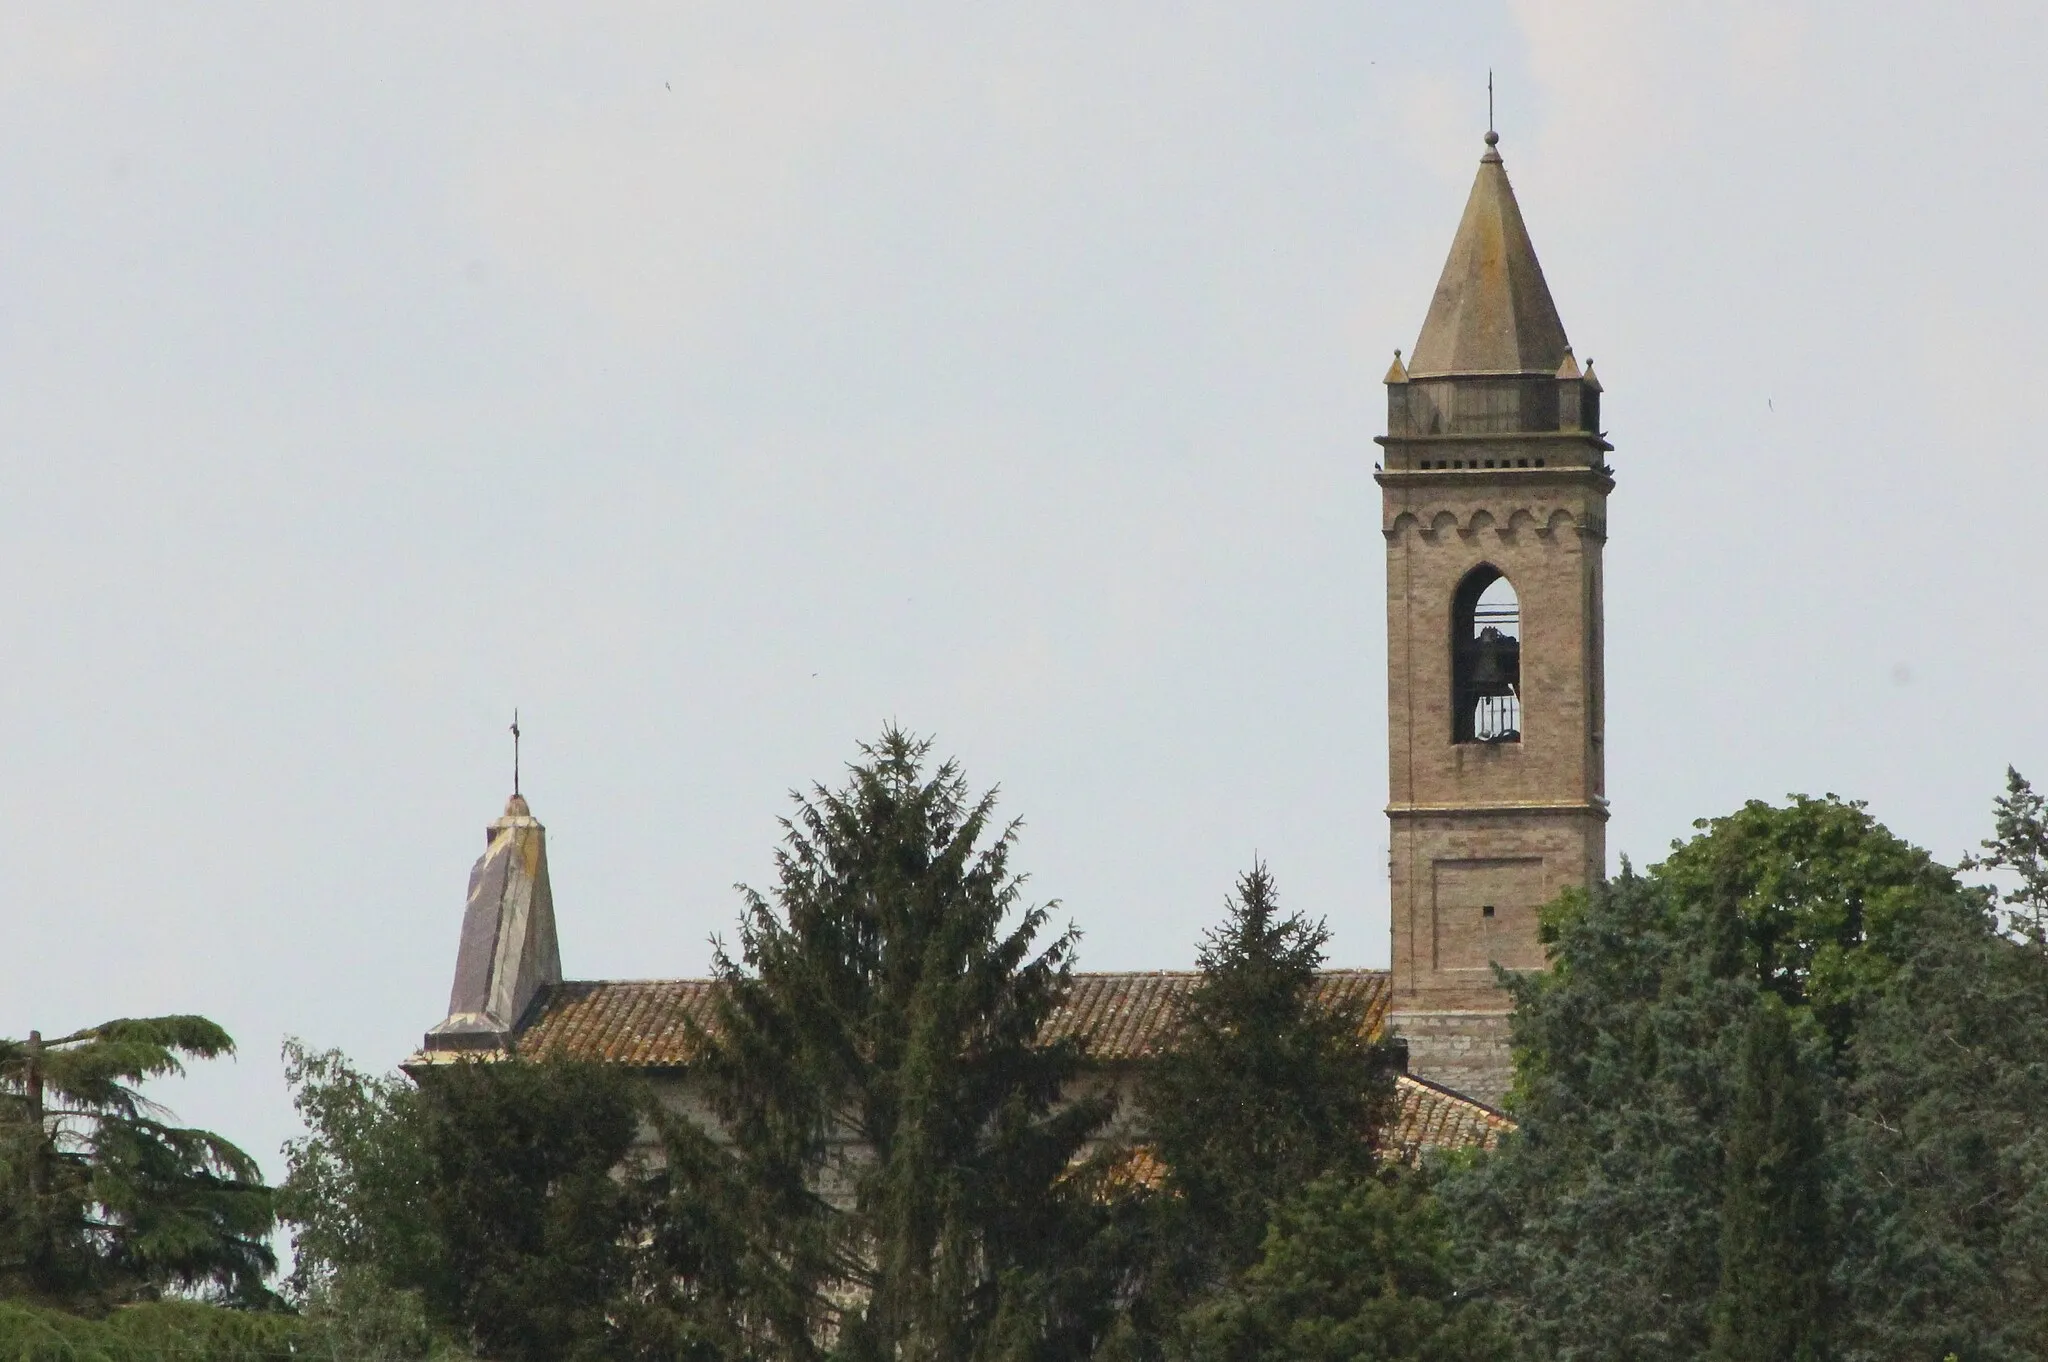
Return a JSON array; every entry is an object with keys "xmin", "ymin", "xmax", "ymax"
[{"xmin": 1, "ymin": 1, "xmax": 2043, "ymax": 1198}]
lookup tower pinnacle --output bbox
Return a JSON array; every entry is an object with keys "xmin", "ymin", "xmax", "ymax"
[{"xmin": 1407, "ymin": 133, "xmax": 1568, "ymax": 378}]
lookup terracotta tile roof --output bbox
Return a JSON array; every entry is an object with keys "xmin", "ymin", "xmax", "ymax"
[
  {"xmin": 1389, "ymin": 1073, "xmax": 1513, "ymax": 1157},
  {"xmin": 515, "ymin": 969, "xmax": 1394, "ymax": 1066},
  {"xmin": 515, "ymin": 979, "xmax": 721, "ymax": 1066},
  {"xmin": 506, "ymin": 969, "xmax": 1513, "ymax": 1155},
  {"xmin": 1078, "ymin": 1075, "xmax": 1512, "ymax": 1194}
]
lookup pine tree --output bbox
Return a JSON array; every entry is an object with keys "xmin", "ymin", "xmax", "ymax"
[
  {"xmin": 0, "ymin": 1016, "xmax": 275, "ymax": 1307},
  {"xmin": 680, "ymin": 728, "xmax": 1114, "ymax": 1362},
  {"xmin": 1710, "ymin": 997, "xmax": 1832, "ymax": 1362}
]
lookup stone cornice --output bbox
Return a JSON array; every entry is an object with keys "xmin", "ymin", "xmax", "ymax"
[{"xmin": 1386, "ymin": 799, "xmax": 1610, "ymax": 820}]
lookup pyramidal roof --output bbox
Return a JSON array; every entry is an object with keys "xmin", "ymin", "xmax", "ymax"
[{"xmin": 1406, "ymin": 132, "xmax": 1570, "ymax": 378}]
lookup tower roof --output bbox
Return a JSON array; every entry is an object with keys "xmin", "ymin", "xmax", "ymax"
[{"xmin": 1407, "ymin": 132, "xmax": 1571, "ymax": 378}]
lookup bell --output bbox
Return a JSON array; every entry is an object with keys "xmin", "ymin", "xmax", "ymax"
[{"xmin": 1467, "ymin": 627, "xmax": 1520, "ymax": 696}]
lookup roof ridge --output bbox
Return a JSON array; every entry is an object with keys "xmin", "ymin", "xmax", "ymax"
[{"xmin": 549, "ymin": 967, "xmax": 1391, "ymax": 988}]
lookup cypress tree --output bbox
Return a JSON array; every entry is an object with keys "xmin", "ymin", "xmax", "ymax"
[{"xmin": 1711, "ymin": 996, "xmax": 1832, "ymax": 1362}]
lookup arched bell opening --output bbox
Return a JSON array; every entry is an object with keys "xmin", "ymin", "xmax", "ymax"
[{"xmin": 1452, "ymin": 566, "xmax": 1521, "ymax": 744}]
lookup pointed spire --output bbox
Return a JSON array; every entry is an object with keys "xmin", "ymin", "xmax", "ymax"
[
  {"xmin": 1384, "ymin": 349, "xmax": 1409, "ymax": 384},
  {"xmin": 422, "ymin": 792, "xmax": 563, "ymax": 1054},
  {"xmin": 1407, "ymin": 132, "xmax": 1571, "ymax": 378}
]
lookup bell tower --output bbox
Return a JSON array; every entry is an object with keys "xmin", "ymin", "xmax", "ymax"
[{"xmin": 1376, "ymin": 131, "xmax": 1610, "ymax": 1106}]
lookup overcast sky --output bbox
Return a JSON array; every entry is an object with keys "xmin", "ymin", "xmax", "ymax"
[{"xmin": 2, "ymin": 1, "xmax": 2042, "ymax": 1191}]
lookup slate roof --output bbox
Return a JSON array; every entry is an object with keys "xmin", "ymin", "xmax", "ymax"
[{"xmin": 505, "ymin": 969, "xmax": 1508, "ymax": 1154}]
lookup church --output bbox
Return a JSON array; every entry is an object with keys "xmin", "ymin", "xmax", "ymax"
[{"xmin": 407, "ymin": 129, "xmax": 1609, "ymax": 1159}]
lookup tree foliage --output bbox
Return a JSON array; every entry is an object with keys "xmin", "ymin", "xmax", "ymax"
[
  {"xmin": 280, "ymin": 1044, "xmax": 680, "ymax": 1362},
  {"xmin": 1182, "ymin": 1171, "xmax": 1510, "ymax": 1362},
  {"xmin": 1961, "ymin": 767, "xmax": 2048, "ymax": 942},
  {"xmin": 0, "ymin": 1016, "xmax": 275, "ymax": 1309},
  {"xmin": 1142, "ymin": 864, "xmax": 1392, "ymax": 1281},
  {"xmin": 1709, "ymin": 998, "xmax": 1832, "ymax": 1362},
  {"xmin": 677, "ymin": 728, "xmax": 1113, "ymax": 1362},
  {"xmin": 1448, "ymin": 789, "xmax": 2048, "ymax": 1362},
  {"xmin": 1105, "ymin": 864, "xmax": 1493, "ymax": 1361}
]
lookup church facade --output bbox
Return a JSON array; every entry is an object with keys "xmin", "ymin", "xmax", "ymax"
[{"xmin": 409, "ymin": 130, "xmax": 1607, "ymax": 1140}]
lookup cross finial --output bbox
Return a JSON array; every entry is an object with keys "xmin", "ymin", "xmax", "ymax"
[{"xmin": 510, "ymin": 708, "xmax": 521, "ymax": 798}]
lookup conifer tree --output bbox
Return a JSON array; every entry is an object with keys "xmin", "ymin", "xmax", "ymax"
[
  {"xmin": 1961, "ymin": 767, "xmax": 2048, "ymax": 943},
  {"xmin": 1710, "ymin": 997, "xmax": 1832, "ymax": 1362},
  {"xmin": 0, "ymin": 1016, "xmax": 275, "ymax": 1307},
  {"xmin": 1182, "ymin": 1172, "xmax": 1509, "ymax": 1362},
  {"xmin": 1141, "ymin": 863, "xmax": 1393, "ymax": 1286},
  {"xmin": 680, "ymin": 728, "xmax": 1113, "ymax": 1362},
  {"xmin": 1093, "ymin": 864, "xmax": 1403, "ymax": 1360}
]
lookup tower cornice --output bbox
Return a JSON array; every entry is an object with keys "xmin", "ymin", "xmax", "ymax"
[{"xmin": 1374, "ymin": 464, "xmax": 1614, "ymax": 495}]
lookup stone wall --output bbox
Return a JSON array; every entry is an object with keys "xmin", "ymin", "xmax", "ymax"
[{"xmin": 1390, "ymin": 1008, "xmax": 1514, "ymax": 1109}]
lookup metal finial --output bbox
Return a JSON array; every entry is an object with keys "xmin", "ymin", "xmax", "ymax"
[
  {"xmin": 510, "ymin": 708, "xmax": 521, "ymax": 797},
  {"xmin": 1487, "ymin": 70, "xmax": 1494, "ymax": 136}
]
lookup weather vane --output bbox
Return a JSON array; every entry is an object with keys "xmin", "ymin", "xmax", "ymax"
[
  {"xmin": 510, "ymin": 708, "xmax": 522, "ymax": 797},
  {"xmin": 1488, "ymin": 69, "xmax": 1495, "ymax": 135}
]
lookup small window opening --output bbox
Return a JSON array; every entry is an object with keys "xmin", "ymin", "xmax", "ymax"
[
  {"xmin": 1453, "ymin": 567, "xmax": 1521, "ymax": 744},
  {"xmin": 1535, "ymin": 459, "xmax": 1545, "ymax": 468},
  {"xmin": 1482, "ymin": 904, "xmax": 1496, "ymax": 918},
  {"xmin": 1517, "ymin": 458, "xmax": 1529, "ymax": 467}
]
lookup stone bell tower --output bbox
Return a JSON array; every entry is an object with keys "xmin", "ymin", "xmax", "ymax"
[{"xmin": 1376, "ymin": 131, "xmax": 1610, "ymax": 1106}]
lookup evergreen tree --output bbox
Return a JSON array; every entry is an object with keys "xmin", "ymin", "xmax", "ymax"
[
  {"xmin": 680, "ymin": 728, "xmax": 1114, "ymax": 1362},
  {"xmin": 1447, "ymin": 788, "xmax": 2048, "ymax": 1362},
  {"xmin": 1445, "ymin": 868, "xmax": 1750, "ymax": 1360},
  {"xmin": 1096, "ymin": 863, "xmax": 1415, "ymax": 1361},
  {"xmin": 1961, "ymin": 767, "xmax": 2048, "ymax": 943},
  {"xmin": 1141, "ymin": 863, "xmax": 1393, "ymax": 1290},
  {"xmin": 0, "ymin": 1016, "xmax": 275, "ymax": 1308},
  {"xmin": 1831, "ymin": 890, "xmax": 2048, "ymax": 1361},
  {"xmin": 1710, "ymin": 998, "xmax": 1831, "ymax": 1362},
  {"xmin": 1181, "ymin": 1171, "xmax": 1509, "ymax": 1362}
]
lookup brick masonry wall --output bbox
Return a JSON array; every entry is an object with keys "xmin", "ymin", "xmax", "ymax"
[{"xmin": 1378, "ymin": 447, "xmax": 1610, "ymax": 1100}]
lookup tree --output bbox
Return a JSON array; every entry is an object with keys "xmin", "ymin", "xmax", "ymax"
[
  {"xmin": 0, "ymin": 1016, "xmax": 275, "ymax": 1309},
  {"xmin": 1654, "ymin": 794, "xmax": 1960, "ymax": 1049},
  {"xmin": 1099, "ymin": 864, "xmax": 1464, "ymax": 1362},
  {"xmin": 679, "ymin": 728, "xmax": 1114, "ymax": 1362},
  {"xmin": 1446, "ymin": 868, "xmax": 1750, "ymax": 1360},
  {"xmin": 1830, "ymin": 889, "xmax": 2048, "ymax": 1361},
  {"xmin": 1961, "ymin": 767, "xmax": 2048, "ymax": 943},
  {"xmin": 1135, "ymin": 864, "xmax": 1394, "ymax": 1306},
  {"xmin": 281, "ymin": 1044, "xmax": 691, "ymax": 1362},
  {"xmin": 1710, "ymin": 998, "xmax": 1832, "ymax": 1362},
  {"xmin": 1447, "ymin": 788, "xmax": 2048, "ymax": 1362},
  {"xmin": 1181, "ymin": 1171, "xmax": 1508, "ymax": 1362}
]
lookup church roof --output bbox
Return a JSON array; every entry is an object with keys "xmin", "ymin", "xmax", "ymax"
[
  {"xmin": 499, "ymin": 969, "xmax": 1509, "ymax": 1157},
  {"xmin": 1406, "ymin": 132, "xmax": 1571, "ymax": 378}
]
